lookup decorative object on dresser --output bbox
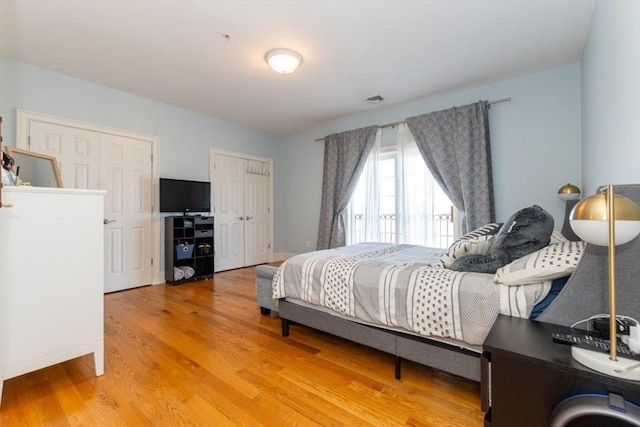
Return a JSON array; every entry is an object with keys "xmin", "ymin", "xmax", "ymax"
[
  {"xmin": 0, "ymin": 117, "xmax": 16, "ymax": 207},
  {"xmin": 0, "ymin": 116, "xmax": 5, "ymax": 208},
  {"xmin": 568, "ymin": 184, "xmax": 640, "ymax": 380},
  {"xmin": 4, "ymin": 146, "xmax": 63, "ymax": 188}
]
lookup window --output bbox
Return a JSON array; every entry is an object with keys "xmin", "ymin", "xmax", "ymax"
[{"xmin": 346, "ymin": 124, "xmax": 456, "ymax": 248}]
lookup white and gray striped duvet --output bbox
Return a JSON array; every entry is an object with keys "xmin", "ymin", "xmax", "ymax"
[{"xmin": 273, "ymin": 242, "xmax": 551, "ymax": 345}]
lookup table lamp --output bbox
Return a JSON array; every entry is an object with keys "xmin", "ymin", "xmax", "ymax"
[
  {"xmin": 558, "ymin": 183, "xmax": 581, "ymax": 201},
  {"xmin": 569, "ymin": 184, "xmax": 640, "ymax": 380}
]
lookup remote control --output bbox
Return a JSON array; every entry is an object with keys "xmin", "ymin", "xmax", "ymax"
[{"xmin": 552, "ymin": 332, "xmax": 640, "ymax": 361}]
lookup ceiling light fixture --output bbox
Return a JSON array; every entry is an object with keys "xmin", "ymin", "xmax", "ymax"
[{"xmin": 265, "ymin": 48, "xmax": 303, "ymax": 74}]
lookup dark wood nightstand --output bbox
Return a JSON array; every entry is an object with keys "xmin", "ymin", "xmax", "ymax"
[{"xmin": 482, "ymin": 315, "xmax": 640, "ymax": 427}]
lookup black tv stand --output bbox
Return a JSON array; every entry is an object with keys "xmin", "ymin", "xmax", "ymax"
[{"xmin": 164, "ymin": 215, "xmax": 214, "ymax": 284}]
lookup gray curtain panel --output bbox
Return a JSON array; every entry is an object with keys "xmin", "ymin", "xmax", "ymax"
[
  {"xmin": 406, "ymin": 101, "xmax": 495, "ymax": 232},
  {"xmin": 317, "ymin": 126, "xmax": 378, "ymax": 249}
]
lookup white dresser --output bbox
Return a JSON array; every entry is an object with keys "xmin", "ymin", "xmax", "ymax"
[{"xmin": 0, "ymin": 186, "xmax": 105, "ymax": 404}]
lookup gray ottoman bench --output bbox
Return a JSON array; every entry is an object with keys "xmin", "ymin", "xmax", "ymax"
[{"xmin": 255, "ymin": 264, "xmax": 279, "ymax": 315}]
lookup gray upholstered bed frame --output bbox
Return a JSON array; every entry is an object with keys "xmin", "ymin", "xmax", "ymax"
[{"xmin": 255, "ymin": 184, "xmax": 640, "ymax": 382}]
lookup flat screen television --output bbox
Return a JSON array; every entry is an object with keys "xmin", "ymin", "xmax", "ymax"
[{"xmin": 159, "ymin": 178, "xmax": 211, "ymax": 213}]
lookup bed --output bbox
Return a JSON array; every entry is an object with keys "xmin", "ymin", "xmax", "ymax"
[{"xmin": 256, "ymin": 184, "xmax": 640, "ymax": 383}]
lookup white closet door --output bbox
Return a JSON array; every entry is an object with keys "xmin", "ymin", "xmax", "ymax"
[
  {"xmin": 26, "ymin": 117, "xmax": 154, "ymax": 292},
  {"xmin": 28, "ymin": 120, "xmax": 100, "ymax": 189},
  {"xmin": 211, "ymin": 150, "xmax": 273, "ymax": 272},
  {"xmin": 100, "ymin": 133, "xmax": 153, "ymax": 292},
  {"xmin": 244, "ymin": 159, "xmax": 271, "ymax": 266},
  {"xmin": 213, "ymin": 154, "xmax": 245, "ymax": 271}
]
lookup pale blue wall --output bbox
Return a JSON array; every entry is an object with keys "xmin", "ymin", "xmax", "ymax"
[
  {"xmin": 280, "ymin": 64, "xmax": 583, "ymax": 254},
  {"xmin": 0, "ymin": 58, "xmax": 585, "ymax": 257},
  {"xmin": 0, "ymin": 58, "xmax": 281, "ymax": 181},
  {"xmin": 0, "ymin": 57, "xmax": 286, "ymax": 260},
  {"xmin": 581, "ymin": 0, "xmax": 640, "ymax": 195}
]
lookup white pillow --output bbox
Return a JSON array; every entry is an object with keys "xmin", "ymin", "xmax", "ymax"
[{"xmin": 494, "ymin": 240, "xmax": 584, "ymax": 286}]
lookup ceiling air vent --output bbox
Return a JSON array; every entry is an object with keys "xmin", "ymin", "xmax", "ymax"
[{"xmin": 365, "ymin": 95, "xmax": 385, "ymax": 103}]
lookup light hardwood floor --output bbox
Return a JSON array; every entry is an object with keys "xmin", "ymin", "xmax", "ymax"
[{"xmin": 0, "ymin": 266, "xmax": 484, "ymax": 426}]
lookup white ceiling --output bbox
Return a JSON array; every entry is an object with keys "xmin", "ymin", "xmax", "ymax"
[{"xmin": 0, "ymin": 0, "xmax": 596, "ymax": 135}]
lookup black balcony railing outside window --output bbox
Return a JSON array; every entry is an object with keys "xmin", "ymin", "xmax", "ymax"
[{"xmin": 350, "ymin": 213, "xmax": 454, "ymax": 248}]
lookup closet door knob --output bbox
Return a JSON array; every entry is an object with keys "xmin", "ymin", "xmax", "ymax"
[
  {"xmin": 245, "ymin": 216, "xmax": 253, "ymax": 220},
  {"xmin": 238, "ymin": 216, "xmax": 245, "ymax": 221},
  {"xmin": 103, "ymin": 218, "xmax": 116, "ymax": 224}
]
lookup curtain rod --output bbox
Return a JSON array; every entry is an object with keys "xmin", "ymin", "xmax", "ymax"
[{"xmin": 314, "ymin": 97, "xmax": 511, "ymax": 142}]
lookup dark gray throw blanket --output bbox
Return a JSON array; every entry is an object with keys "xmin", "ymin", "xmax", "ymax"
[{"xmin": 450, "ymin": 205, "xmax": 554, "ymax": 274}]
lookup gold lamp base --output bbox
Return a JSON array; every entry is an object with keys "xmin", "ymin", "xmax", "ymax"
[{"xmin": 572, "ymin": 346, "xmax": 640, "ymax": 381}]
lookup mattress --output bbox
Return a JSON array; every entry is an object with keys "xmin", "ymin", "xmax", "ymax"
[{"xmin": 273, "ymin": 242, "xmax": 551, "ymax": 345}]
